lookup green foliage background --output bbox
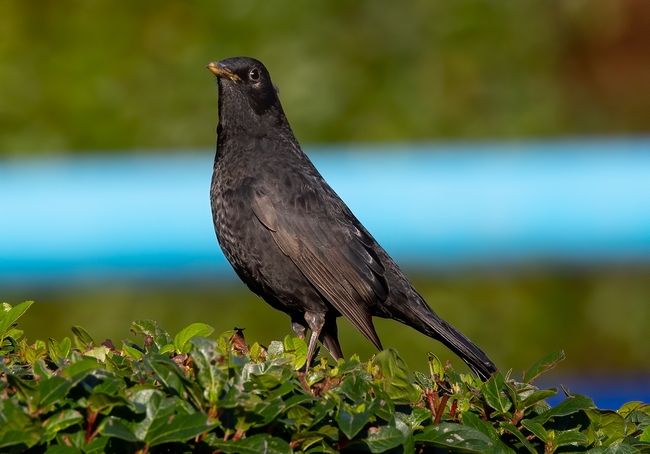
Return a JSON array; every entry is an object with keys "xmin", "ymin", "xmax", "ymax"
[
  {"xmin": 2, "ymin": 1, "xmax": 650, "ymax": 376},
  {"xmin": 2, "ymin": 0, "xmax": 650, "ymax": 153}
]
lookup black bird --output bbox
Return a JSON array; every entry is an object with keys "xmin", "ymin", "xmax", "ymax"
[{"xmin": 207, "ymin": 56, "xmax": 497, "ymax": 380}]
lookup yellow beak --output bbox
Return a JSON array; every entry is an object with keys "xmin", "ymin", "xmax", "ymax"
[{"xmin": 206, "ymin": 62, "xmax": 241, "ymax": 82}]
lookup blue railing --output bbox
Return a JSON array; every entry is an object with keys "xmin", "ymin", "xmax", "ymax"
[{"xmin": 2, "ymin": 137, "xmax": 650, "ymax": 287}]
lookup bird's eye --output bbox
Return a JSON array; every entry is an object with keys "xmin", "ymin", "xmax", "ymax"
[{"xmin": 249, "ymin": 68, "xmax": 260, "ymax": 81}]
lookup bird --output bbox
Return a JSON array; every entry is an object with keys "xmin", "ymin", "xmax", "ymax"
[{"xmin": 207, "ymin": 56, "xmax": 497, "ymax": 380}]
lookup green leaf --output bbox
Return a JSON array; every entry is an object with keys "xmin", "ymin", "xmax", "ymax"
[
  {"xmin": 284, "ymin": 393, "xmax": 315, "ymax": 412},
  {"xmin": 402, "ymin": 433, "xmax": 416, "ymax": 454},
  {"xmin": 105, "ymin": 387, "xmax": 213, "ymax": 445},
  {"xmin": 552, "ymin": 428, "xmax": 588, "ymax": 448},
  {"xmin": 595, "ymin": 411, "xmax": 628, "ymax": 445},
  {"xmin": 59, "ymin": 337, "xmax": 72, "ymax": 358},
  {"xmin": 173, "ymin": 323, "xmax": 214, "ymax": 354},
  {"xmin": 413, "ymin": 370, "xmax": 434, "ymax": 390},
  {"xmin": 414, "ymin": 423, "xmax": 496, "ymax": 453},
  {"xmin": 522, "ymin": 350, "xmax": 565, "ymax": 383},
  {"xmin": 481, "ymin": 372, "xmax": 512, "ymax": 415},
  {"xmin": 588, "ymin": 441, "xmax": 641, "ymax": 454},
  {"xmin": 43, "ymin": 409, "xmax": 83, "ymax": 440},
  {"xmin": 404, "ymin": 406, "xmax": 431, "ymax": 429},
  {"xmin": 131, "ymin": 389, "xmax": 174, "ymax": 441},
  {"xmin": 533, "ymin": 394, "xmax": 595, "ymax": 424},
  {"xmin": 373, "ymin": 348, "xmax": 420, "ymax": 404},
  {"xmin": 340, "ymin": 373, "xmax": 371, "ymax": 401},
  {"xmin": 428, "ymin": 352, "xmax": 445, "ymax": 379},
  {"xmin": 33, "ymin": 358, "xmax": 53, "ymax": 379},
  {"xmin": 3, "ymin": 327, "xmax": 24, "ymax": 344},
  {"xmin": 642, "ymin": 425, "xmax": 650, "ymax": 443},
  {"xmin": 48, "ymin": 337, "xmax": 72, "ymax": 364},
  {"xmin": 267, "ymin": 380, "xmax": 294, "ymax": 400},
  {"xmin": 0, "ymin": 301, "xmax": 33, "ymax": 343},
  {"xmin": 38, "ymin": 376, "xmax": 73, "ymax": 410},
  {"xmin": 189, "ymin": 337, "xmax": 225, "ymax": 405},
  {"xmin": 521, "ymin": 419, "xmax": 548, "ymax": 441},
  {"xmin": 243, "ymin": 359, "xmax": 293, "ymax": 385},
  {"xmin": 71, "ymin": 325, "xmax": 96, "ymax": 349},
  {"xmin": 122, "ymin": 341, "xmax": 143, "ymax": 360},
  {"xmin": 462, "ymin": 413, "xmax": 518, "ymax": 454},
  {"xmin": 370, "ymin": 385, "xmax": 396, "ymax": 422},
  {"xmin": 365, "ymin": 418, "xmax": 409, "ymax": 453},
  {"xmin": 44, "ymin": 445, "xmax": 81, "ymax": 454},
  {"xmin": 56, "ymin": 430, "xmax": 86, "ymax": 449},
  {"xmin": 332, "ymin": 357, "xmax": 362, "ymax": 376},
  {"xmin": 159, "ymin": 343, "xmax": 175, "ymax": 354},
  {"xmin": 47, "ymin": 338, "xmax": 63, "ymax": 362},
  {"xmin": 105, "ymin": 351, "xmax": 135, "ymax": 377},
  {"xmin": 130, "ymin": 319, "xmax": 173, "ymax": 351},
  {"xmin": 145, "ymin": 356, "xmax": 185, "ymax": 396},
  {"xmin": 249, "ymin": 342, "xmax": 264, "ymax": 362},
  {"xmin": 83, "ymin": 436, "xmax": 110, "ymax": 454},
  {"xmin": 0, "ymin": 429, "xmax": 42, "ymax": 450},
  {"xmin": 290, "ymin": 431, "xmax": 326, "ymax": 452},
  {"xmin": 83, "ymin": 345, "xmax": 111, "ymax": 362},
  {"xmin": 146, "ymin": 412, "xmax": 217, "ymax": 446},
  {"xmin": 87, "ymin": 392, "xmax": 132, "ymax": 413},
  {"xmin": 286, "ymin": 405, "xmax": 313, "ymax": 429},
  {"xmin": 214, "ymin": 433, "xmax": 292, "ymax": 454},
  {"xmin": 521, "ymin": 388, "xmax": 558, "ymax": 409},
  {"xmin": 62, "ymin": 357, "xmax": 102, "ymax": 381},
  {"xmin": 6, "ymin": 374, "xmax": 40, "ymax": 413},
  {"xmin": 92, "ymin": 376, "xmax": 123, "ymax": 395},
  {"xmin": 500, "ymin": 422, "xmax": 535, "ymax": 454},
  {"xmin": 308, "ymin": 398, "xmax": 337, "ymax": 429},
  {"xmin": 250, "ymin": 372, "xmax": 282, "ymax": 390},
  {"xmin": 267, "ymin": 340, "xmax": 284, "ymax": 358},
  {"xmin": 283, "ymin": 335, "xmax": 307, "ymax": 369},
  {"xmin": 98, "ymin": 417, "xmax": 139, "ymax": 442},
  {"xmin": 254, "ymin": 397, "xmax": 286, "ymax": 426},
  {"xmin": 0, "ymin": 400, "xmax": 42, "ymax": 448},
  {"xmin": 618, "ymin": 402, "xmax": 645, "ymax": 418},
  {"xmin": 337, "ymin": 401, "xmax": 373, "ymax": 440},
  {"xmin": 625, "ymin": 409, "xmax": 650, "ymax": 434},
  {"xmin": 25, "ymin": 339, "xmax": 48, "ymax": 364},
  {"xmin": 219, "ymin": 384, "xmax": 260, "ymax": 410}
]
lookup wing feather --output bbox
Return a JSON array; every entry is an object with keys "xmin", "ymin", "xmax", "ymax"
[{"xmin": 253, "ymin": 191, "xmax": 385, "ymax": 350}]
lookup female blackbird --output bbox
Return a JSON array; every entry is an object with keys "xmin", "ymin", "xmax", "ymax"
[{"xmin": 207, "ymin": 56, "xmax": 497, "ymax": 380}]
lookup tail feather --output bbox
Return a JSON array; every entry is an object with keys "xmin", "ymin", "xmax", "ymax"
[
  {"xmin": 422, "ymin": 313, "xmax": 497, "ymax": 381},
  {"xmin": 320, "ymin": 332, "xmax": 343, "ymax": 360},
  {"xmin": 386, "ymin": 289, "xmax": 498, "ymax": 381},
  {"xmin": 319, "ymin": 317, "xmax": 344, "ymax": 361}
]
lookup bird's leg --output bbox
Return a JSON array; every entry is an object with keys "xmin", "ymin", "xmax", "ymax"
[
  {"xmin": 291, "ymin": 321, "xmax": 307, "ymax": 340},
  {"xmin": 303, "ymin": 311, "xmax": 325, "ymax": 370}
]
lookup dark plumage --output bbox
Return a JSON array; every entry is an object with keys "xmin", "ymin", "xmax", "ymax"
[{"xmin": 207, "ymin": 56, "xmax": 497, "ymax": 380}]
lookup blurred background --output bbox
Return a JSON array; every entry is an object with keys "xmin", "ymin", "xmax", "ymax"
[{"xmin": 2, "ymin": 0, "xmax": 650, "ymax": 408}]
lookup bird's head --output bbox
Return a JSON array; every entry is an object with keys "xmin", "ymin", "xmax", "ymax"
[{"xmin": 207, "ymin": 57, "xmax": 282, "ymax": 128}]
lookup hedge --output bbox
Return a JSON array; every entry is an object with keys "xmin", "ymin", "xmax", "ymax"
[{"xmin": 1, "ymin": 301, "xmax": 649, "ymax": 453}]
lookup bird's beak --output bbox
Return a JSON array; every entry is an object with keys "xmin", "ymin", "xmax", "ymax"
[{"xmin": 206, "ymin": 62, "xmax": 241, "ymax": 82}]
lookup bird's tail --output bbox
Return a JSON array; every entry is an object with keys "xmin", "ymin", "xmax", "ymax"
[
  {"xmin": 388, "ymin": 293, "xmax": 497, "ymax": 380},
  {"xmin": 318, "ymin": 316, "xmax": 344, "ymax": 361},
  {"xmin": 420, "ymin": 312, "xmax": 497, "ymax": 381}
]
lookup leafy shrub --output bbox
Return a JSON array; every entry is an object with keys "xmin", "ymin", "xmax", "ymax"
[{"xmin": 1, "ymin": 301, "xmax": 649, "ymax": 453}]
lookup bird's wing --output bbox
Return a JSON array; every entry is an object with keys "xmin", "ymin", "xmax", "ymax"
[{"xmin": 252, "ymin": 190, "xmax": 387, "ymax": 350}]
